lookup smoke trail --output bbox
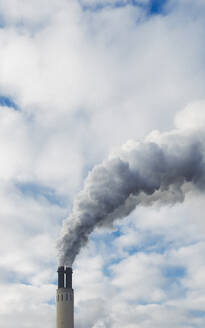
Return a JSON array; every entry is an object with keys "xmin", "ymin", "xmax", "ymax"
[{"xmin": 57, "ymin": 108, "xmax": 205, "ymax": 266}]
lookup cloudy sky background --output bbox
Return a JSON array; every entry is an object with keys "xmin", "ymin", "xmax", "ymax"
[{"xmin": 0, "ymin": 0, "xmax": 205, "ymax": 327}]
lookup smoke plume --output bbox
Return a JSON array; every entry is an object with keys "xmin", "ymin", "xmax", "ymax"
[{"xmin": 57, "ymin": 104, "xmax": 205, "ymax": 266}]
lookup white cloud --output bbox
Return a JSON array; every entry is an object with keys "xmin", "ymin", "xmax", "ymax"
[
  {"xmin": 0, "ymin": 283, "xmax": 56, "ymax": 328},
  {"xmin": 175, "ymin": 101, "xmax": 205, "ymax": 130}
]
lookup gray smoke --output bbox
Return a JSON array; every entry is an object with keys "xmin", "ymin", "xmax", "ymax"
[{"xmin": 57, "ymin": 125, "xmax": 205, "ymax": 266}]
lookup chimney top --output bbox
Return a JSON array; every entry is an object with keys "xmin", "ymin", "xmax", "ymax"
[{"xmin": 57, "ymin": 266, "xmax": 73, "ymax": 289}]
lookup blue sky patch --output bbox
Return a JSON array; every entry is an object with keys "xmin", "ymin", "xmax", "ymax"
[
  {"xmin": 47, "ymin": 297, "xmax": 56, "ymax": 305},
  {"xmin": 79, "ymin": 0, "xmax": 146, "ymax": 12},
  {"xmin": 16, "ymin": 182, "xmax": 65, "ymax": 207},
  {"xmin": 79, "ymin": 0, "xmax": 167, "ymax": 15},
  {"xmin": 161, "ymin": 265, "xmax": 187, "ymax": 298},
  {"xmin": 189, "ymin": 310, "xmax": 205, "ymax": 318},
  {"xmin": 149, "ymin": 0, "xmax": 167, "ymax": 15},
  {"xmin": 162, "ymin": 266, "xmax": 185, "ymax": 279},
  {"xmin": 0, "ymin": 95, "xmax": 18, "ymax": 110},
  {"xmin": 125, "ymin": 231, "xmax": 172, "ymax": 255}
]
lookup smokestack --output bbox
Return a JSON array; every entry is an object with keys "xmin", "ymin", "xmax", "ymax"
[
  {"xmin": 57, "ymin": 266, "xmax": 65, "ymax": 289},
  {"xmin": 56, "ymin": 266, "xmax": 74, "ymax": 328},
  {"xmin": 66, "ymin": 267, "xmax": 72, "ymax": 289}
]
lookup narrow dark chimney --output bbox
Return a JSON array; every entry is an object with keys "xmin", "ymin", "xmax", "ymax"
[
  {"xmin": 57, "ymin": 266, "xmax": 65, "ymax": 288},
  {"xmin": 65, "ymin": 267, "xmax": 73, "ymax": 289}
]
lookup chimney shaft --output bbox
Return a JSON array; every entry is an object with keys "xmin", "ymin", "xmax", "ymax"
[{"xmin": 56, "ymin": 267, "xmax": 74, "ymax": 328}]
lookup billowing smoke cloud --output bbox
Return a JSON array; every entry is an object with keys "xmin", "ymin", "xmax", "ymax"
[{"xmin": 57, "ymin": 103, "xmax": 205, "ymax": 266}]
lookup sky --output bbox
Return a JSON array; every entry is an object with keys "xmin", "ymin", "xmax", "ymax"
[{"xmin": 0, "ymin": 0, "xmax": 205, "ymax": 327}]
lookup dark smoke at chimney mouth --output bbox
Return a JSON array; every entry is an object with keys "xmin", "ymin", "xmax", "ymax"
[{"xmin": 57, "ymin": 121, "xmax": 205, "ymax": 266}]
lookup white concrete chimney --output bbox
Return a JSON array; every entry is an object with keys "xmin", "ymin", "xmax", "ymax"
[{"xmin": 56, "ymin": 266, "xmax": 74, "ymax": 328}]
